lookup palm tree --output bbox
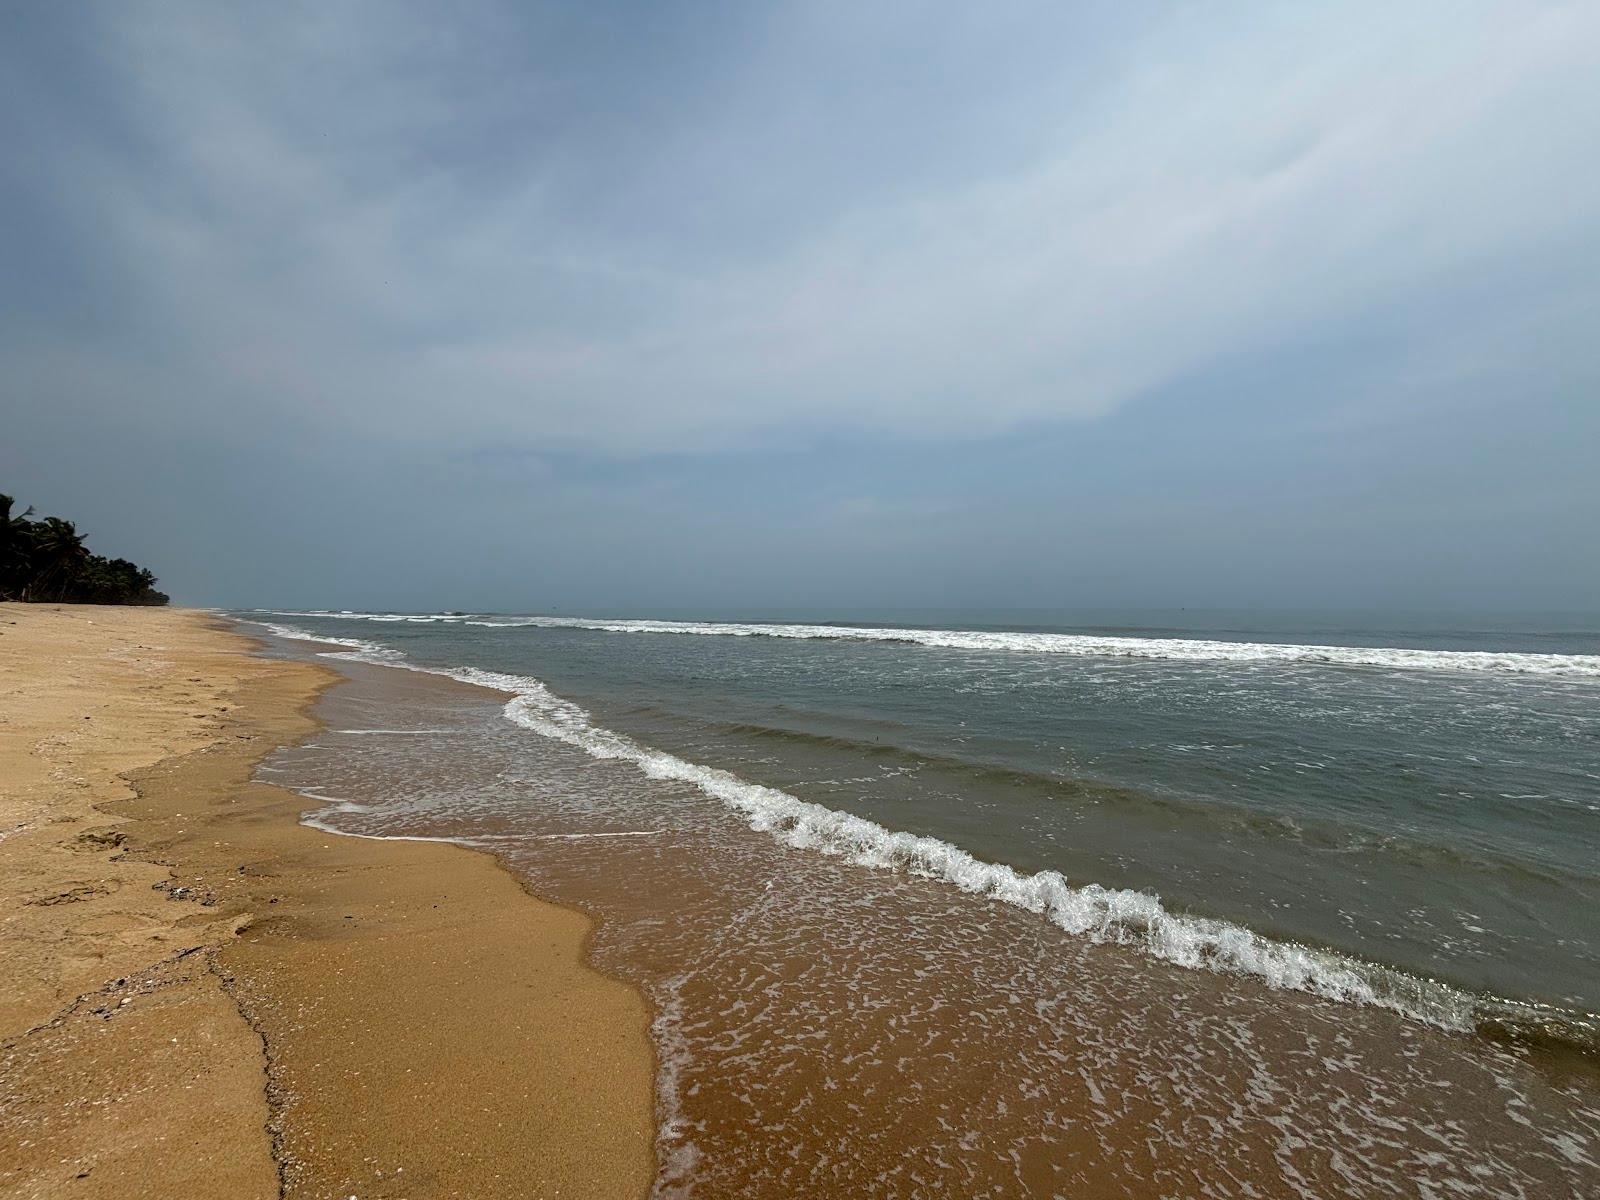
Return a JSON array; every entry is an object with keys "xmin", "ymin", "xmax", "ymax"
[
  {"xmin": 0, "ymin": 494, "xmax": 37, "ymax": 599},
  {"xmin": 1, "ymin": 494, "xmax": 167, "ymax": 605},
  {"xmin": 24, "ymin": 517, "xmax": 90, "ymax": 601}
]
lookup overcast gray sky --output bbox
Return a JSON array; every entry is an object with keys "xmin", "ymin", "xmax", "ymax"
[{"xmin": 3, "ymin": 1, "xmax": 1597, "ymax": 613}]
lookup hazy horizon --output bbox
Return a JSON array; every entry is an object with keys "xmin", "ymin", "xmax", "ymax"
[
  {"xmin": 4, "ymin": 2, "xmax": 1598, "ymax": 614},
  {"xmin": 247, "ymin": 602, "xmax": 1600, "ymax": 628}
]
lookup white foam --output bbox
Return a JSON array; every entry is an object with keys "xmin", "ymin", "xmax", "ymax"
[
  {"xmin": 651, "ymin": 971, "xmax": 701, "ymax": 1196},
  {"xmin": 254, "ymin": 621, "xmax": 380, "ymax": 651},
  {"xmin": 298, "ymin": 812, "xmax": 473, "ymax": 845},
  {"xmin": 255, "ymin": 617, "xmax": 1487, "ymax": 1033},
  {"xmin": 329, "ymin": 728, "xmax": 461, "ymax": 735},
  {"xmin": 252, "ymin": 611, "xmax": 1600, "ymax": 677},
  {"xmin": 289, "ymin": 781, "xmax": 484, "ymax": 846}
]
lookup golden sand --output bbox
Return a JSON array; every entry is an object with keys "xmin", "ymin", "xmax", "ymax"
[{"xmin": 0, "ymin": 604, "xmax": 654, "ymax": 1199}]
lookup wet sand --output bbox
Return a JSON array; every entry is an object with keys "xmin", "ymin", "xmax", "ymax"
[
  {"xmin": 0, "ymin": 605, "xmax": 653, "ymax": 1199},
  {"xmin": 267, "ymin": 625, "xmax": 1600, "ymax": 1199}
]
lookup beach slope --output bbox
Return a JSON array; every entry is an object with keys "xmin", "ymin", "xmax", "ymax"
[{"xmin": 0, "ymin": 604, "xmax": 653, "ymax": 1199}]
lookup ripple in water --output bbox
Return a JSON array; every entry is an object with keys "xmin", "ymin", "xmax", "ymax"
[{"xmin": 259, "ymin": 642, "xmax": 1600, "ymax": 1198}]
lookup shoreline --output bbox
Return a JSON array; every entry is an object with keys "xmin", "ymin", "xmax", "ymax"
[
  {"xmin": 254, "ymin": 615, "xmax": 1599, "ymax": 1061},
  {"xmin": 0, "ymin": 605, "xmax": 654, "ymax": 1198},
  {"xmin": 259, "ymin": 610, "xmax": 1600, "ymax": 1198}
]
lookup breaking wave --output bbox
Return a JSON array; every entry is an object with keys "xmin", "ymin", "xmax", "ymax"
[
  {"xmin": 252, "ymin": 611, "xmax": 1600, "ymax": 677},
  {"xmin": 244, "ymin": 615, "xmax": 1600, "ymax": 1056}
]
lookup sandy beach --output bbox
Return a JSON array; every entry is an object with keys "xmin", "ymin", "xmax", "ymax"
[
  {"xmin": 0, "ymin": 604, "xmax": 654, "ymax": 1199},
  {"xmin": 5, "ymin": 7, "xmax": 1596, "ymax": 1194}
]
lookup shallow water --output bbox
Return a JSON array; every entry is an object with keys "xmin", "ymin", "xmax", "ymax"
[
  {"xmin": 252, "ymin": 610, "xmax": 1600, "ymax": 1016},
  {"xmin": 244, "ymin": 611, "xmax": 1600, "ymax": 1196}
]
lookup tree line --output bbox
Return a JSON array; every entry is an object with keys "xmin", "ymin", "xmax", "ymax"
[{"xmin": 1, "ymin": 494, "xmax": 169, "ymax": 605}]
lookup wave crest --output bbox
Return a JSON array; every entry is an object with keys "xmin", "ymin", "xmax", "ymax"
[
  {"xmin": 247, "ymin": 616, "xmax": 1600, "ymax": 1056},
  {"xmin": 253, "ymin": 611, "xmax": 1600, "ymax": 677}
]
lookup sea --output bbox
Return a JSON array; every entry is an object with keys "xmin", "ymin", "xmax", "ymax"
[{"xmin": 236, "ymin": 607, "xmax": 1600, "ymax": 1198}]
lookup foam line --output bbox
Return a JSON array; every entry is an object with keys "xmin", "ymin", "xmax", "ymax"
[
  {"xmin": 329, "ymin": 728, "xmax": 461, "ymax": 735},
  {"xmin": 250, "ymin": 611, "xmax": 1600, "ymax": 677},
  {"xmin": 254, "ymin": 616, "xmax": 1511, "ymax": 1035}
]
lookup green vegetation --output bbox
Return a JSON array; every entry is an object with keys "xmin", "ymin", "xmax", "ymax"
[{"xmin": 0, "ymin": 494, "xmax": 169, "ymax": 605}]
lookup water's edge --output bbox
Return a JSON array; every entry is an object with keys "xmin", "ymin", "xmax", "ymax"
[
  {"xmin": 246, "ymin": 617, "xmax": 1600, "ymax": 1062},
  {"xmin": 233, "ymin": 618, "xmax": 679, "ymax": 1182}
]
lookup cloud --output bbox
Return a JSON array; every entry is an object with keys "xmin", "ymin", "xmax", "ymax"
[{"xmin": 5, "ymin": 1, "xmax": 1597, "ymax": 463}]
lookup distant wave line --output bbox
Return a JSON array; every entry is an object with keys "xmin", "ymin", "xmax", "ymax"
[
  {"xmin": 252, "ymin": 610, "xmax": 1600, "ymax": 678},
  {"xmin": 250, "ymin": 614, "xmax": 1600, "ymax": 1054}
]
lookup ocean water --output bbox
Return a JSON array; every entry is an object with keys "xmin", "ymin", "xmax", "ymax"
[{"xmin": 240, "ymin": 608, "xmax": 1600, "ymax": 1197}]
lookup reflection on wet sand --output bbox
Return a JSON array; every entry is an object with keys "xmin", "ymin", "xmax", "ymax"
[{"xmin": 267, "ymin": 656, "xmax": 1600, "ymax": 1198}]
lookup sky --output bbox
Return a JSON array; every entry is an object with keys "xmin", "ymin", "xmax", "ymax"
[{"xmin": 3, "ymin": 1, "xmax": 1598, "ymax": 614}]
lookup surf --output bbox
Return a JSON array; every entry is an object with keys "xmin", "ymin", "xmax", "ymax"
[
  {"xmin": 254, "ymin": 610, "xmax": 1600, "ymax": 677},
  {"xmin": 251, "ymin": 616, "xmax": 1600, "ymax": 1058}
]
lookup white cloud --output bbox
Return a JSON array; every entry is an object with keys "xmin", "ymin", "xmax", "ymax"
[{"xmin": 9, "ymin": 0, "xmax": 1600, "ymax": 454}]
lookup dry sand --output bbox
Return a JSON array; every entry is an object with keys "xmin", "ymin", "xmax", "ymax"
[{"xmin": 0, "ymin": 604, "xmax": 654, "ymax": 1199}]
